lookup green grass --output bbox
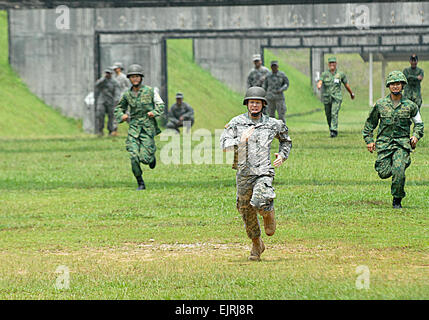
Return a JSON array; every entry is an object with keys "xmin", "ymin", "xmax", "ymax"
[{"xmin": 0, "ymin": 12, "xmax": 428, "ymax": 299}]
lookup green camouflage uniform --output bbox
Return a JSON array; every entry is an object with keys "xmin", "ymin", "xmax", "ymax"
[
  {"xmin": 247, "ymin": 66, "xmax": 270, "ymax": 88},
  {"xmin": 403, "ymin": 66, "xmax": 424, "ymax": 109},
  {"xmin": 262, "ymin": 71, "xmax": 289, "ymax": 123},
  {"xmin": 320, "ymin": 69, "xmax": 348, "ymax": 132},
  {"xmin": 114, "ymin": 85, "xmax": 165, "ymax": 178},
  {"xmin": 220, "ymin": 113, "xmax": 292, "ymax": 239},
  {"xmin": 362, "ymin": 95, "xmax": 424, "ymax": 199}
]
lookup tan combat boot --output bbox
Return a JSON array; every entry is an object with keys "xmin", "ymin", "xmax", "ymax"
[
  {"xmin": 248, "ymin": 237, "xmax": 265, "ymax": 261},
  {"xmin": 110, "ymin": 131, "xmax": 119, "ymax": 137},
  {"xmin": 261, "ymin": 209, "xmax": 276, "ymax": 236}
]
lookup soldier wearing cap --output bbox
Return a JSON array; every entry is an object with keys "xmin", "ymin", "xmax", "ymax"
[
  {"xmin": 220, "ymin": 86, "xmax": 292, "ymax": 261},
  {"xmin": 262, "ymin": 61, "xmax": 289, "ymax": 124},
  {"xmin": 403, "ymin": 54, "xmax": 424, "ymax": 110},
  {"xmin": 247, "ymin": 54, "xmax": 270, "ymax": 88},
  {"xmin": 114, "ymin": 64, "xmax": 165, "ymax": 190},
  {"xmin": 94, "ymin": 67, "xmax": 121, "ymax": 136},
  {"xmin": 166, "ymin": 92, "xmax": 195, "ymax": 133},
  {"xmin": 317, "ymin": 57, "xmax": 355, "ymax": 138},
  {"xmin": 363, "ymin": 71, "xmax": 424, "ymax": 209},
  {"xmin": 112, "ymin": 62, "xmax": 132, "ymax": 94}
]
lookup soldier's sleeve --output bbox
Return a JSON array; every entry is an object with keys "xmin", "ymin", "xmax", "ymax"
[
  {"xmin": 183, "ymin": 105, "xmax": 194, "ymax": 119},
  {"xmin": 362, "ymin": 104, "xmax": 380, "ymax": 144},
  {"xmin": 275, "ymin": 121, "xmax": 292, "ymax": 160},
  {"xmin": 247, "ymin": 71, "xmax": 252, "ymax": 88},
  {"xmin": 220, "ymin": 120, "xmax": 240, "ymax": 151},
  {"xmin": 95, "ymin": 77, "xmax": 106, "ymax": 88},
  {"xmin": 114, "ymin": 93, "xmax": 128, "ymax": 123},
  {"xmin": 420, "ymin": 68, "xmax": 424, "ymax": 79},
  {"xmin": 262, "ymin": 77, "xmax": 268, "ymax": 91},
  {"xmin": 152, "ymin": 88, "xmax": 165, "ymax": 117},
  {"xmin": 411, "ymin": 104, "xmax": 424, "ymax": 140},
  {"xmin": 114, "ymin": 81, "xmax": 121, "ymax": 103},
  {"xmin": 279, "ymin": 73, "xmax": 289, "ymax": 92},
  {"xmin": 341, "ymin": 72, "xmax": 348, "ymax": 85}
]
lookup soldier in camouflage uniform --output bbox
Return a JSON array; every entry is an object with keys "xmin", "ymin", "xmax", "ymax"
[
  {"xmin": 363, "ymin": 71, "xmax": 424, "ymax": 209},
  {"xmin": 263, "ymin": 61, "xmax": 289, "ymax": 124},
  {"xmin": 95, "ymin": 68, "xmax": 121, "ymax": 136},
  {"xmin": 112, "ymin": 62, "xmax": 132, "ymax": 94},
  {"xmin": 317, "ymin": 57, "xmax": 355, "ymax": 138},
  {"xmin": 220, "ymin": 87, "xmax": 292, "ymax": 261},
  {"xmin": 247, "ymin": 54, "xmax": 270, "ymax": 88},
  {"xmin": 114, "ymin": 64, "xmax": 165, "ymax": 190},
  {"xmin": 166, "ymin": 92, "xmax": 195, "ymax": 133},
  {"xmin": 403, "ymin": 54, "xmax": 424, "ymax": 110}
]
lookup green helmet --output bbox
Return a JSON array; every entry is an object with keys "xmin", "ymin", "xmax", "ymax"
[
  {"xmin": 127, "ymin": 64, "xmax": 144, "ymax": 78},
  {"xmin": 243, "ymin": 86, "xmax": 267, "ymax": 105},
  {"xmin": 385, "ymin": 71, "xmax": 407, "ymax": 87}
]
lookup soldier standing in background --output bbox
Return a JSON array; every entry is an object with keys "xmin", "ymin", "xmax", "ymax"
[
  {"xmin": 362, "ymin": 71, "xmax": 424, "ymax": 209},
  {"xmin": 94, "ymin": 67, "xmax": 121, "ymax": 136},
  {"xmin": 403, "ymin": 54, "xmax": 424, "ymax": 110},
  {"xmin": 263, "ymin": 61, "xmax": 289, "ymax": 124},
  {"xmin": 114, "ymin": 64, "xmax": 165, "ymax": 190},
  {"xmin": 112, "ymin": 62, "xmax": 132, "ymax": 94},
  {"xmin": 220, "ymin": 86, "xmax": 292, "ymax": 261},
  {"xmin": 317, "ymin": 57, "xmax": 355, "ymax": 138},
  {"xmin": 166, "ymin": 92, "xmax": 195, "ymax": 133},
  {"xmin": 247, "ymin": 54, "xmax": 270, "ymax": 88}
]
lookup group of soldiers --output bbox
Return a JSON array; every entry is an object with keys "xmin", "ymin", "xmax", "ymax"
[{"xmin": 102, "ymin": 53, "xmax": 424, "ymax": 262}]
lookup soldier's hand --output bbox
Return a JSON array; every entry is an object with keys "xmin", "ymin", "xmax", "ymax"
[
  {"xmin": 147, "ymin": 111, "xmax": 155, "ymax": 118},
  {"xmin": 418, "ymin": 75, "xmax": 423, "ymax": 81},
  {"xmin": 367, "ymin": 142, "xmax": 376, "ymax": 153},
  {"xmin": 273, "ymin": 153, "xmax": 284, "ymax": 167},
  {"xmin": 240, "ymin": 126, "xmax": 255, "ymax": 144},
  {"xmin": 121, "ymin": 114, "xmax": 129, "ymax": 122},
  {"xmin": 317, "ymin": 80, "xmax": 322, "ymax": 90},
  {"xmin": 351, "ymin": 93, "xmax": 355, "ymax": 100},
  {"xmin": 410, "ymin": 136, "xmax": 418, "ymax": 149}
]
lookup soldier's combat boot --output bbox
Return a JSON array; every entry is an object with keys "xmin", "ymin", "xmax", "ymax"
[
  {"xmin": 136, "ymin": 176, "xmax": 146, "ymax": 190},
  {"xmin": 392, "ymin": 197, "xmax": 402, "ymax": 209},
  {"xmin": 261, "ymin": 209, "xmax": 276, "ymax": 236},
  {"xmin": 149, "ymin": 157, "xmax": 156, "ymax": 169},
  {"xmin": 248, "ymin": 237, "xmax": 265, "ymax": 261},
  {"xmin": 109, "ymin": 131, "xmax": 119, "ymax": 137},
  {"xmin": 330, "ymin": 130, "xmax": 338, "ymax": 138}
]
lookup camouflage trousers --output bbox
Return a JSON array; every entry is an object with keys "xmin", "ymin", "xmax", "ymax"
[
  {"xmin": 126, "ymin": 129, "xmax": 156, "ymax": 178},
  {"xmin": 267, "ymin": 98, "xmax": 286, "ymax": 124},
  {"xmin": 96, "ymin": 101, "xmax": 117, "ymax": 134},
  {"xmin": 236, "ymin": 174, "xmax": 276, "ymax": 239},
  {"xmin": 324, "ymin": 99, "xmax": 342, "ymax": 132},
  {"xmin": 375, "ymin": 147, "xmax": 411, "ymax": 199}
]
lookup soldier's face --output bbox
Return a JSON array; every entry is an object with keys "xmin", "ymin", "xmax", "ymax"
[
  {"xmin": 105, "ymin": 72, "xmax": 112, "ymax": 79},
  {"xmin": 410, "ymin": 60, "xmax": 418, "ymax": 68},
  {"xmin": 389, "ymin": 82, "xmax": 403, "ymax": 94},
  {"xmin": 254, "ymin": 60, "xmax": 262, "ymax": 68},
  {"xmin": 114, "ymin": 67, "xmax": 121, "ymax": 74},
  {"xmin": 176, "ymin": 98, "xmax": 183, "ymax": 105},
  {"xmin": 129, "ymin": 75, "xmax": 142, "ymax": 86},
  {"xmin": 329, "ymin": 62, "xmax": 336, "ymax": 72},
  {"xmin": 271, "ymin": 65, "xmax": 278, "ymax": 72},
  {"xmin": 247, "ymin": 99, "xmax": 264, "ymax": 116}
]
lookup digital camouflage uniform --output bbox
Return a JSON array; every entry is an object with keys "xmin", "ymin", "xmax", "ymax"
[
  {"xmin": 262, "ymin": 70, "xmax": 289, "ymax": 124},
  {"xmin": 319, "ymin": 68, "xmax": 348, "ymax": 133},
  {"xmin": 114, "ymin": 72, "xmax": 132, "ymax": 95},
  {"xmin": 363, "ymin": 93, "xmax": 424, "ymax": 199},
  {"xmin": 114, "ymin": 85, "xmax": 165, "ymax": 179},
  {"xmin": 166, "ymin": 102, "xmax": 195, "ymax": 132},
  {"xmin": 247, "ymin": 66, "xmax": 270, "ymax": 88},
  {"xmin": 403, "ymin": 66, "xmax": 424, "ymax": 109},
  {"xmin": 220, "ymin": 113, "xmax": 292, "ymax": 240},
  {"xmin": 95, "ymin": 74, "xmax": 121, "ymax": 134}
]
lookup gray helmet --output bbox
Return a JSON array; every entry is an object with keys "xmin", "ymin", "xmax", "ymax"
[
  {"xmin": 127, "ymin": 64, "xmax": 144, "ymax": 78},
  {"xmin": 243, "ymin": 86, "xmax": 267, "ymax": 105}
]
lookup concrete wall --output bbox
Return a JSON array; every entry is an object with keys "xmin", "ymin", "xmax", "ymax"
[{"xmin": 8, "ymin": 2, "xmax": 429, "ymax": 132}]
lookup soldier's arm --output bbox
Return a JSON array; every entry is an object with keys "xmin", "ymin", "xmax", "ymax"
[
  {"xmin": 275, "ymin": 122, "xmax": 292, "ymax": 160},
  {"xmin": 411, "ymin": 105, "xmax": 424, "ymax": 140},
  {"xmin": 262, "ymin": 77, "xmax": 268, "ymax": 91},
  {"xmin": 151, "ymin": 89, "xmax": 165, "ymax": 117},
  {"xmin": 182, "ymin": 105, "xmax": 194, "ymax": 119},
  {"xmin": 362, "ymin": 104, "xmax": 380, "ymax": 144},
  {"xmin": 114, "ymin": 94, "xmax": 128, "ymax": 123},
  {"xmin": 247, "ymin": 72, "xmax": 252, "ymax": 88},
  {"xmin": 220, "ymin": 121, "xmax": 239, "ymax": 152},
  {"xmin": 279, "ymin": 74, "xmax": 289, "ymax": 92},
  {"xmin": 95, "ymin": 77, "xmax": 106, "ymax": 88}
]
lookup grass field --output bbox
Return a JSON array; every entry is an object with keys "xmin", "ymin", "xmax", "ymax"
[{"xmin": 0, "ymin": 11, "xmax": 428, "ymax": 299}]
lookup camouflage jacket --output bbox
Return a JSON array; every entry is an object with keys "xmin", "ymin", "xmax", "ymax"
[
  {"xmin": 168, "ymin": 102, "xmax": 194, "ymax": 122},
  {"xmin": 247, "ymin": 66, "xmax": 270, "ymax": 88},
  {"xmin": 403, "ymin": 67, "xmax": 424, "ymax": 102},
  {"xmin": 262, "ymin": 71, "xmax": 289, "ymax": 100},
  {"xmin": 362, "ymin": 95, "xmax": 424, "ymax": 151},
  {"xmin": 113, "ymin": 72, "xmax": 131, "ymax": 95},
  {"xmin": 319, "ymin": 69, "xmax": 348, "ymax": 103},
  {"xmin": 114, "ymin": 85, "xmax": 165, "ymax": 137},
  {"xmin": 95, "ymin": 76, "xmax": 121, "ymax": 104},
  {"xmin": 220, "ymin": 113, "xmax": 292, "ymax": 176}
]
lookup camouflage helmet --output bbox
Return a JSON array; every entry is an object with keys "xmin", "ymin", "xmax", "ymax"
[
  {"xmin": 385, "ymin": 71, "xmax": 408, "ymax": 87},
  {"xmin": 243, "ymin": 86, "xmax": 267, "ymax": 105},
  {"xmin": 127, "ymin": 64, "xmax": 144, "ymax": 78}
]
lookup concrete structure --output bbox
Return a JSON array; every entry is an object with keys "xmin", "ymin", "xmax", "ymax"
[{"xmin": 7, "ymin": 2, "xmax": 429, "ymax": 132}]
